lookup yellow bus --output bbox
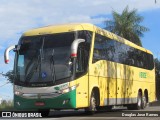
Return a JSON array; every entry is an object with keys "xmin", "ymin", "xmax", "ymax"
[{"xmin": 4, "ymin": 23, "xmax": 155, "ymax": 115}]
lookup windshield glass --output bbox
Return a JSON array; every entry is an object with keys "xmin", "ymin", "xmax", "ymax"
[{"xmin": 16, "ymin": 32, "xmax": 74, "ymax": 86}]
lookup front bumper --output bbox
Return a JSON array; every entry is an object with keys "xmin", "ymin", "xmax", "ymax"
[{"xmin": 14, "ymin": 89, "xmax": 76, "ymax": 110}]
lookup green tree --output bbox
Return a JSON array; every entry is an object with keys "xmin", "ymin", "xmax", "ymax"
[
  {"xmin": 0, "ymin": 99, "xmax": 13, "ymax": 110},
  {"xmin": 0, "ymin": 70, "xmax": 14, "ymax": 84},
  {"xmin": 155, "ymin": 58, "xmax": 160, "ymax": 73},
  {"xmin": 104, "ymin": 6, "xmax": 149, "ymax": 46},
  {"xmin": 155, "ymin": 58, "xmax": 160, "ymax": 100}
]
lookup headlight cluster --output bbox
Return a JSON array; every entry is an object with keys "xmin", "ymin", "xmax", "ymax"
[
  {"xmin": 14, "ymin": 84, "xmax": 79, "ymax": 97},
  {"xmin": 61, "ymin": 84, "xmax": 78, "ymax": 94},
  {"xmin": 14, "ymin": 91, "xmax": 23, "ymax": 96}
]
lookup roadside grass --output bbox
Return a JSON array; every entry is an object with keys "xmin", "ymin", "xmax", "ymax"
[{"xmin": 0, "ymin": 100, "xmax": 14, "ymax": 111}]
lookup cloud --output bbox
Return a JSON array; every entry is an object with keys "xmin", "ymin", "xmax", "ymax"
[
  {"xmin": 0, "ymin": 1, "xmax": 159, "ymax": 40},
  {"xmin": 0, "ymin": 0, "xmax": 159, "ymax": 74},
  {"xmin": 0, "ymin": 0, "xmax": 159, "ymax": 41}
]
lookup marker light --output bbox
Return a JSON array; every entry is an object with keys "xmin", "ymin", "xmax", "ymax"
[{"xmin": 71, "ymin": 53, "xmax": 77, "ymax": 57}]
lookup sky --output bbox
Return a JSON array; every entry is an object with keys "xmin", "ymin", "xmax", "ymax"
[{"xmin": 0, "ymin": 0, "xmax": 160, "ymax": 100}]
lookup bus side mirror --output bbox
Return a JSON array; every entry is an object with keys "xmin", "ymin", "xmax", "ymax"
[
  {"xmin": 4, "ymin": 45, "xmax": 16, "ymax": 64},
  {"xmin": 71, "ymin": 39, "xmax": 85, "ymax": 58}
]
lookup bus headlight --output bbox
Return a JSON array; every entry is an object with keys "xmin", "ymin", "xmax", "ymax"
[
  {"xmin": 15, "ymin": 91, "xmax": 23, "ymax": 96},
  {"xmin": 62, "ymin": 88, "xmax": 70, "ymax": 94},
  {"xmin": 61, "ymin": 84, "xmax": 79, "ymax": 94}
]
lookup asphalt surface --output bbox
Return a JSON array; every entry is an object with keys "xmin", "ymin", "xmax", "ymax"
[
  {"xmin": 47, "ymin": 105, "xmax": 160, "ymax": 119},
  {"xmin": 1, "ymin": 101, "xmax": 160, "ymax": 120}
]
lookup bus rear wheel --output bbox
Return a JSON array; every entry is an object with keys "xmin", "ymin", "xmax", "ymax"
[
  {"xmin": 142, "ymin": 94, "xmax": 147, "ymax": 109},
  {"xmin": 137, "ymin": 92, "xmax": 143, "ymax": 109},
  {"xmin": 127, "ymin": 92, "xmax": 142, "ymax": 110}
]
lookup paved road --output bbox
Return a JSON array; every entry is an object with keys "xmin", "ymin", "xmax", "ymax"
[
  {"xmin": 2, "ymin": 102, "xmax": 160, "ymax": 120},
  {"xmin": 40, "ymin": 103, "xmax": 160, "ymax": 120}
]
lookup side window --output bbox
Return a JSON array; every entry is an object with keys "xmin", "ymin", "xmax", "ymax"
[
  {"xmin": 76, "ymin": 44, "xmax": 85, "ymax": 72},
  {"xmin": 75, "ymin": 31, "xmax": 92, "ymax": 77},
  {"xmin": 93, "ymin": 33, "xmax": 154, "ymax": 70},
  {"xmin": 104, "ymin": 39, "xmax": 115, "ymax": 61},
  {"xmin": 93, "ymin": 34, "xmax": 104, "ymax": 62},
  {"xmin": 147, "ymin": 54, "xmax": 154, "ymax": 70},
  {"xmin": 93, "ymin": 34, "xmax": 115, "ymax": 62}
]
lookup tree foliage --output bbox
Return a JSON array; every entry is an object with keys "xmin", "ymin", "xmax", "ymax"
[
  {"xmin": 1, "ymin": 70, "xmax": 14, "ymax": 84},
  {"xmin": 0, "ymin": 99, "xmax": 13, "ymax": 110},
  {"xmin": 104, "ymin": 6, "xmax": 149, "ymax": 46},
  {"xmin": 155, "ymin": 58, "xmax": 160, "ymax": 73},
  {"xmin": 155, "ymin": 58, "xmax": 160, "ymax": 100}
]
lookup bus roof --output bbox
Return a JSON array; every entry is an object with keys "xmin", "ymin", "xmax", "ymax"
[
  {"xmin": 23, "ymin": 23, "xmax": 94, "ymax": 36},
  {"xmin": 22, "ymin": 23, "xmax": 152, "ymax": 54}
]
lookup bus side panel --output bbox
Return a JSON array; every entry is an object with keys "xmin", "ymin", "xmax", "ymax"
[
  {"xmin": 116, "ymin": 63, "xmax": 126, "ymax": 105},
  {"xmin": 125, "ymin": 66, "xmax": 138, "ymax": 104},
  {"xmin": 125, "ymin": 65, "xmax": 156, "ymax": 104},
  {"xmin": 147, "ymin": 70, "xmax": 156, "ymax": 102},
  {"xmin": 88, "ymin": 62, "xmax": 102, "ymax": 106},
  {"xmin": 149, "ymin": 83, "xmax": 156, "ymax": 102},
  {"xmin": 75, "ymin": 74, "xmax": 89, "ymax": 108},
  {"xmin": 89, "ymin": 61, "xmax": 118, "ymax": 106}
]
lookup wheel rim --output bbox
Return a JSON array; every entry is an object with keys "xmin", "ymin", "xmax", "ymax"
[
  {"xmin": 137, "ymin": 93, "xmax": 142, "ymax": 109},
  {"xmin": 137, "ymin": 97, "xmax": 141, "ymax": 107},
  {"xmin": 142, "ymin": 96, "xmax": 147, "ymax": 108},
  {"xmin": 91, "ymin": 93, "xmax": 96, "ymax": 111}
]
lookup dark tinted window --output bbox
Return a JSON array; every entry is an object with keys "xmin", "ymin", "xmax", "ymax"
[
  {"xmin": 76, "ymin": 31, "xmax": 92, "ymax": 77},
  {"xmin": 93, "ymin": 34, "xmax": 154, "ymax": 70},
  {"xmin": 16, "ymin": 32, "xmax": 75, "ymax": 87}
]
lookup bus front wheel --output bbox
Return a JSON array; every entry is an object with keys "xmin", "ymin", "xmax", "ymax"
[{"xmin": 85, "ymin": 91, "xmax": 97, "ymax": 114}]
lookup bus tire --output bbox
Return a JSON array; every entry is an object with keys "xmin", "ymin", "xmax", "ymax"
[
  {"xmin": 136, "ymin": 92, "xmax": 143, "ymax": 110},
  {"xmin": 142, "ymin": 95, "xmax": 147, "ymax": 109},
  {"xmin": 85, "ymin": 91, "xmax": 97, "ymax": 114},
  {"xmin": 127, "ymin": 92, "xmax": 142, "ymax": 110}
]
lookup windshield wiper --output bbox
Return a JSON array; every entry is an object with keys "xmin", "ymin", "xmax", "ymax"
[
  {"xmin": 25, "ymin": 55, "xmax": 41, "ymax": 83},
  {"xmin": 50, "ymin": 49, "xmax": 56, "ymax": 83},
  {"xmin": 39, "ymin": 37, "xmax": 45, "ymax": 79},
  {"xmin": 25, "ymin": 37, "xmax": 45, "ymax": 83}
]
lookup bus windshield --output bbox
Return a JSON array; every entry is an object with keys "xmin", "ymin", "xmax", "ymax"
[{"xmin": 15, "ymin": 32, "xmax": 75, "ymax": 86}]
